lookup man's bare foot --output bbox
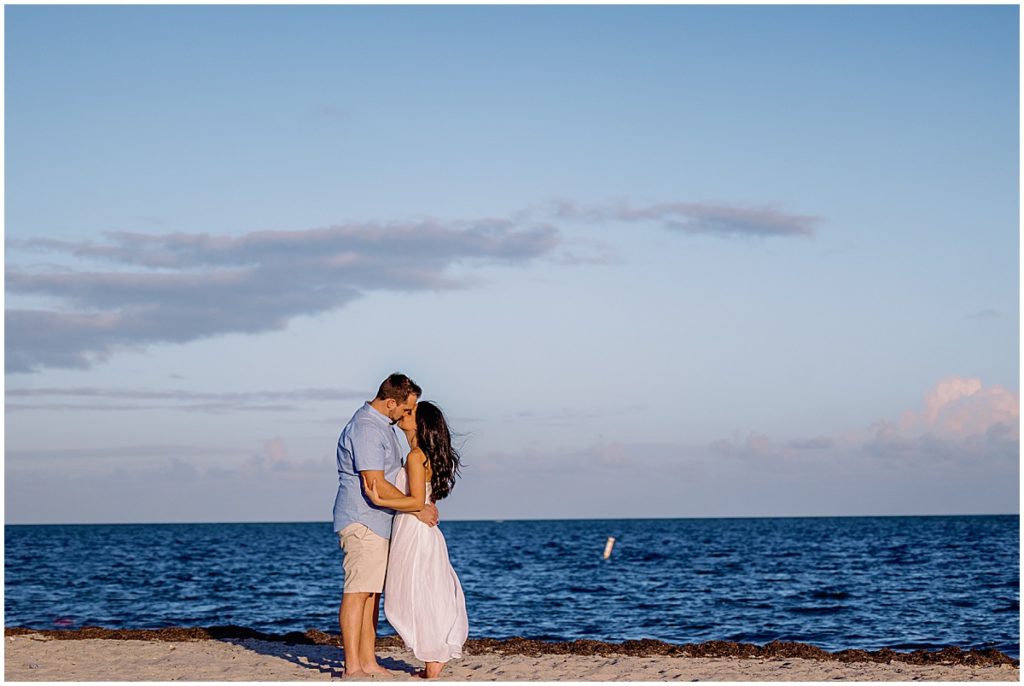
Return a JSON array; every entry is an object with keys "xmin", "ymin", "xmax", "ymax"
[{"xmin": 364, "ymin": 664, "xmax": 393, "ymax": 677}]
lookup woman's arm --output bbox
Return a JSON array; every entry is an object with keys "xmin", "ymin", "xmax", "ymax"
[{"xmin": 363, "ymin": 449, "xmax": 427, "ymax": 512}]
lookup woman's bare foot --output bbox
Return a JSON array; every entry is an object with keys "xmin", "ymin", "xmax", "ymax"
[{"xmin": 424, "ymin": 662, "xmax": 445, "ymax": 679}]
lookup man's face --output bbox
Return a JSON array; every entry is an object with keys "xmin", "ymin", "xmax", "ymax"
[{"xmin": 389, "ymin": 394, "xmax": 418, "ymax": 424}]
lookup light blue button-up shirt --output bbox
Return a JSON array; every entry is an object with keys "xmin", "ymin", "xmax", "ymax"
[{"xmin": 333, "ymin": 402, "xmax": 405, "ymax": 539}]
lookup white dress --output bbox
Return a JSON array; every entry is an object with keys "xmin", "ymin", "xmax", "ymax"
[{"xmin": 383, "ymin": 469, "xmax": 468, "ymax": 663}]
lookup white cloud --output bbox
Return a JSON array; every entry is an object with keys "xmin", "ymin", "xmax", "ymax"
[{"xmin": 549, "ymin": 199, "xmax": 819, "ymax": 238}]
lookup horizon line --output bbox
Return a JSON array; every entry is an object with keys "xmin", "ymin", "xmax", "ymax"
[{"xmin": 4, "ymin": 512, "xmax": 1019, "ymax": 527}]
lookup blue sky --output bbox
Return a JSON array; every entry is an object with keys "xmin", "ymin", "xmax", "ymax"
[{"xmin": 5, "ymin": 5, "xmax": 1019, "ymax": 524}]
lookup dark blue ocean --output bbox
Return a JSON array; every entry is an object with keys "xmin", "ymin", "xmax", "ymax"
[{"xmin": 4, "ymin": 516, "xmax": 1019, "ymax": 658}]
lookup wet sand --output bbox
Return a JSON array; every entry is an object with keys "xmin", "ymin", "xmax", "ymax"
[{"xmin": 5, "ymin": 627, "xmax": 1019, "ymax": 682}]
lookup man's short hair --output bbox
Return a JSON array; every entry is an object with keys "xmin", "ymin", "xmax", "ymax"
[{"xmin": 375, "ymin": 373, "xmax": 422, "ymax": 403}]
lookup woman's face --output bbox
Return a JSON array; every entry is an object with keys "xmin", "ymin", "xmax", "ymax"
[{"xmin": 397, "ymin": 402, "xmax": 417, "ymax": 434}]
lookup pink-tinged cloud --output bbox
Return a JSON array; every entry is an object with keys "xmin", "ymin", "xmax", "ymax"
[
  {"xmin": 709, "ymin": 432, "xmax": 779, "ymax": 459},
  {"xmin": 900, "ymin": 376, "xmax": 1019, "ymax": 439},
  {"xmin": 262, "ymin": 437, "xmax": 289, "ymax": 464},
  {"xmin": 707, "ymin": 377, "xmax": 1018, "ymax": 465},
  {"xmin": 855, "ymin": 377, "xmax": 1018, "ymax": 463}
]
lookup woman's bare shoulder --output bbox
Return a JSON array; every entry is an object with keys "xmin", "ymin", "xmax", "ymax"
[{"xmin": 407, "ymin": 448, "xmax": 428, "ymax": 468}]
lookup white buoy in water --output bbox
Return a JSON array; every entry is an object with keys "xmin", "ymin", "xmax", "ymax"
[{"xmin": 603, "ymin": 536, "xmax": 616, "ymax": 559}]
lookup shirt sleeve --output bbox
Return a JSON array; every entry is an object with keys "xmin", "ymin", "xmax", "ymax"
[{"xmin": 350, "ymin": 422, "xmax": 387, "ymax": 472}]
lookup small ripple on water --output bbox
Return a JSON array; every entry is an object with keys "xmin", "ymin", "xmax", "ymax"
[
  {"xmin": 808, "ymin": 590, "xmax": 852, "ymax": 601},
  {"xmin": 787, "ymin": 605, "xmax": 849, "ymax": 615}
]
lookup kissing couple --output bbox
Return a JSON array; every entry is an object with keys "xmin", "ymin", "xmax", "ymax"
[{"xmin": 332, "ymin": 373, "xmax": 468, "ymax": 679}]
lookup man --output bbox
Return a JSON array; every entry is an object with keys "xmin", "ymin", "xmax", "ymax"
[{"xmin": 333, "ymin": 373, "xmax": 439, "ymax": 678}]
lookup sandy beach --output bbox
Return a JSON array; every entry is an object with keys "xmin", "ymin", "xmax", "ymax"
[{"xmin": 5, "ymin": 630, "xmax": 1019, "ymax": 682}]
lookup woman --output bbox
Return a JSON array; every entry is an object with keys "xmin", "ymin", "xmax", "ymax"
[{"xmin": 364, "ymin": 400, "xmax": 468, "ymax": 679}]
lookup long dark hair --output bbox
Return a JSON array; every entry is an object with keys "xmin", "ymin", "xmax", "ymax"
[{"xmin": 415, "ymin": 401, "xmax": 462, "ymax": 502}]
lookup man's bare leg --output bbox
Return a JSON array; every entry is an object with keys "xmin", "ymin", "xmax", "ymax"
[
  {"xmin": 341, "ymin": 592, "xmax": 371, "ymax": 677},
  {"xmin": 360, "ymin": 593, "xmax": 391, "ymax": 675}
]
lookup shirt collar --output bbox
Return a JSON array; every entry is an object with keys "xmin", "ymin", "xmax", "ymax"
[{"xmin": 363, "ymin": 401, "xmax": 393, "ymax": 427}]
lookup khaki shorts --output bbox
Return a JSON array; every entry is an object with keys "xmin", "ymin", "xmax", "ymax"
[{"xmin": 339, "ymin": 523, "xmax": 389, "ymax": 594}]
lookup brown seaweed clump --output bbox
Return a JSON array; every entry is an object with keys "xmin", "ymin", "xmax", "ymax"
[
  {"xmin": 4, "ymin": 626, "xmax": 1018, "ymax": 668},
  {"xmin": 4, "ymin": 626, "xmax": 317, "ymax": 645}
]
